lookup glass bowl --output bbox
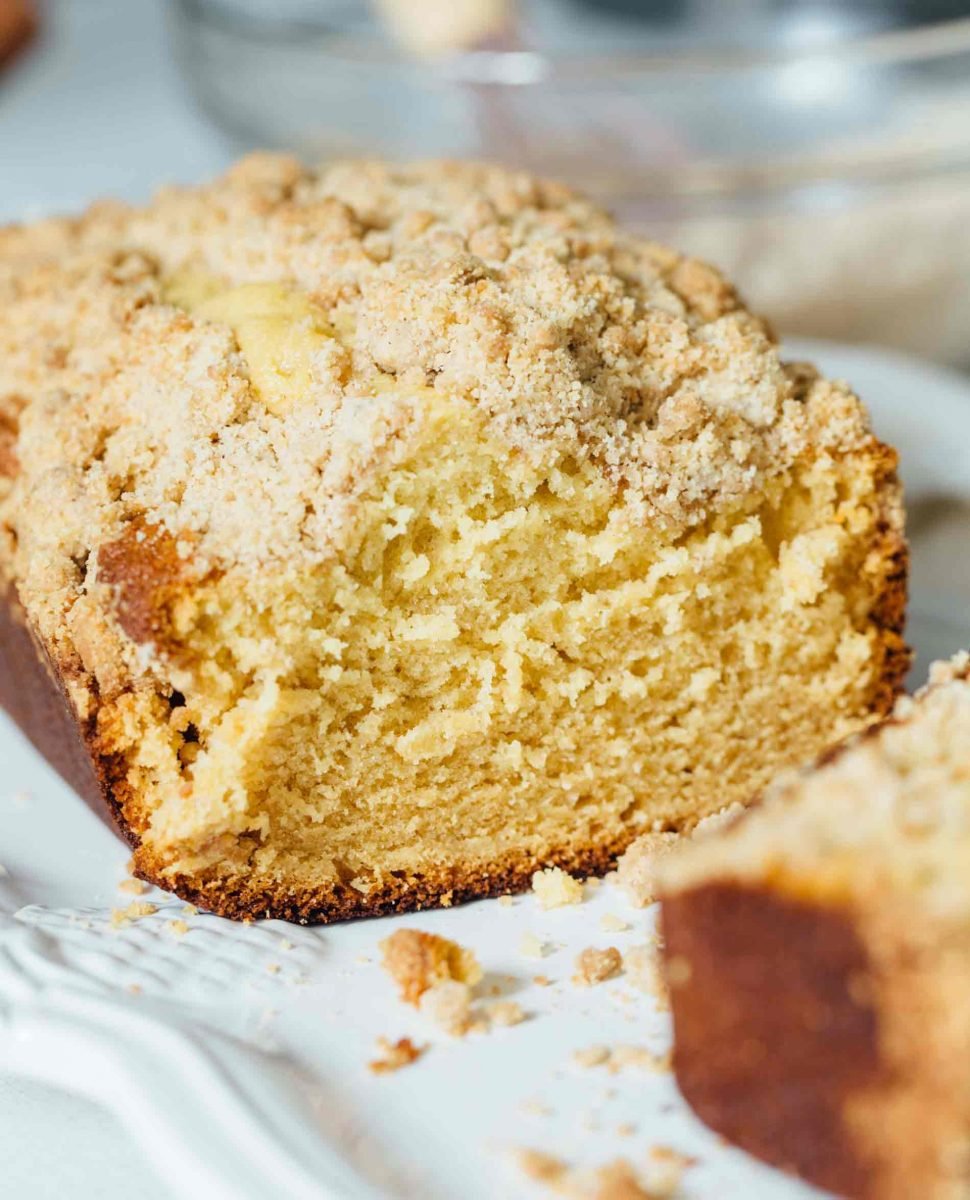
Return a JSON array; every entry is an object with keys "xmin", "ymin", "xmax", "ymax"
[{"xmin": 172, "ymin": 1, "xmax": 970, "ymax": 364}]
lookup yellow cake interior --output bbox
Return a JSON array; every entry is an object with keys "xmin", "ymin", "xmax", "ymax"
[{"xmin": 94, "ymin": 278, "xmax": 896, "ymax": 903}]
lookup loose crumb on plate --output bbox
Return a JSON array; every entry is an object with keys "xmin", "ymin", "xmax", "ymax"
[
  {"xmin": 622, "ymin": 945, "xmax": 669, "ymax": 1009},
  {"xmin": 573, "ymin": 1045, "xmax": 611, "ymax": 1069},
  {"xmin": 600, "ymin": 913, "xmax": 631, "ymax": 933},
  {"xmin": 520, "ymin": 932, "xmax": 547, "ymax": 959},
  {"xmin": 167, "ymin": 918, "xmax": 190, "ymax": 937},
  {"xmin": 515, "ymin": 1148, "xmax": 569, "ymax": 1186},
  {"xmin": 110, "ymin": 901, "xmax": 157, "ymax": 928},
  {"xmin": 380, "ymin": 928, "xmax": 482, "ymax": 1005},
  {"xmin": 488, "ymin": 1000, "xmax": 526, "ymax": 1027},
  {"xmin": 118, "ymin": 878, "xmax": 149, "ymax": 896},
  {"xmin": 515, "ymin": 1151, "xmax": 666, "ymax": 1199},
  {"xmin": 573, "ymin": 946, "xmax": 622, "ymax": 987},
  {"xmin": 592, "ymin": 1158, "xmax": 657, "ymax": 1200},
  {"xmin": 419, "ymin": 979, "xmax": 474, "ymax": 1036},
  {"xmin": 368, "ymin": 1036, "xmax": 427, "ymax": 1074},
  {"xmin": 532, "ymin": 867, "xmax": 584, "ymax": 910},
  {"xmin": 572, "ymin": 1044, "xmax": 671, "ymax": 1075},
  {"xmin": 644, "ymin": 1146, "xmax": 697, "ymax": 1197}
]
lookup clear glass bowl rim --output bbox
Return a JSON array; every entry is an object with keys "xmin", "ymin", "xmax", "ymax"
[{"xmin": 176, "ymin": 1, "xmax": 970, "ymax": 84}]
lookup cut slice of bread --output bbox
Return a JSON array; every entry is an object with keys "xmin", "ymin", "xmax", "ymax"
[
  {"xmin": 0, "ymin": 156, "xmax": 907, "ymax": 921},
  {"xmin": 660, "ymin": 655, "xmax": 970, "ymax": 1200}
]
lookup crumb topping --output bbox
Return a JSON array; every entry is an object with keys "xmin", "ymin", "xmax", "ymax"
[{"xmin": 0, "ymin": 155, "xmax": 874, "ymax": 661}]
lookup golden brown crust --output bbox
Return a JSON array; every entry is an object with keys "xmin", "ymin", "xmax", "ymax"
[
  {"xmin": 132, "ymin": 832, "xmax": 626, "ymax": 925},
  {"xmin": 863, "ymin": 445, "xmax": 911, "ymax": 714},
  {"xmin": 662, "ymin": 879, "xmax": 970, "ymax": 1200},
  {"xmin": 0, "ymin": 581, "xmax": 136, "ymax": 840},
  {"xmin": 96, "ymin": 523, "xmax": 193, "ymax": 648},
  {"xmin": 661, "ymin": 883, "xmax": 883, "ymax": 1198},
  {"xmin": 0, "ymin": 0, "xmax": 36, "ymax": 70}
]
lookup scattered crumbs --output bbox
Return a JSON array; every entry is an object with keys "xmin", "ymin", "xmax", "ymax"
[
  {"xmin": 609, "ymin": 1045, "xmax": 671, "ymax": 1075},
  {"xmin": 181, "ymin": 904, "xmax": 198, "ymax": 916},
  {"xmin": 532, "ymin": 867, "xmax": 584, "ymax": 910},
  {"xmin": 419, "ymin": 980, "xmax": 474, "ymax": 1036},
  {"xmin": 167, "ymin": 918, "xmax": 190, "ymax": 937},
  {"xmin": 533, "ymin": 974, "xmax": 552, "ymax": 987},
  {"xmin": 616, "ymin": 1123, "xmax": 636, "ymax": 1138},
  {"xmin": 600, "ymin": 913, "xmax": 631, "ymax": 933},
  {"xmin": 573, "ymin": 1045, "xmax": 611, "ymax": 1069},
  {"xmin": 368, "ymin": 1036, "xmax": 426, "ymax": 1074},
  {"xmin": 645, "ymin": 1146, "xmax": 698, "ymax": 1197},
  {"xmin": 573, "ymin": 946, "xmax": 622, "ymax": 987},
  {"xmin": 519, "ymin": 1098, "xmax": 552, "ymax": 1118},
  {"xmin": 380, "ymin": 928, "xmax": 482, "ymax": 1005},
  {"xmin": 592, "ymin": 1158, "xmax": 655, "ymax": 1200},
  {"xmin": 520, "ymin": 932, "xmax": 546, "ymax": 960},
  {"xmin": 572, "ymin": 1044, "xmax": 670, "ymax": 1075},
  {"xmin": 279, "ymin": 938, "xmax": 294, "ymax": 951},
  {"xmin": 516, "ymin": 1152, "xmax": 660, "ymax": 1199},
  {"xmin": 515, "ymin": 1148, "xmax": 568, "ymax": 1186},
  {"xmin": 623, "ymin": 944, "xmax": 669, "ymax": 1008},
  {"xmin": 110, "ymin": 901, "xmax": 157, "ymax": 928},
  {"xmin": 355, "ymin": 953, "xmax": 371, "ymax": 965},
  {"xmin": 498, "ymin": 894, "xmax": 514, "ymax": 908},
  {"xmin": 117, "ymin": 878, "xmax": 149, "ymax": 896},
  {"xmin": 11, "ymin": 789, "xmax": 31, "ymax": 808},
  {"xmin": 488, "ymin": 1000, "xmax": 525, "ymax": 1027},
  {"xmin": 266, "ymin": 962, "xmax": 281, "ymax": 975},
  {"xmin": 127, "ymin": 983, "xmax": 142, "ymax": 996}
]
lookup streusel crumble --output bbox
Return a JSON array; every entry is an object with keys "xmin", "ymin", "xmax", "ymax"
[{"xmin": 0, "ymin": 155, "xmax": 906, "ymax": 920}]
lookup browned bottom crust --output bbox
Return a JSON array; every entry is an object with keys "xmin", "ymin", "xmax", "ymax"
[
  {"xmin": 662, "ymin": 880, "xmax": 970, "ymax": 1200},
  {"xmin": 133, "ymin": 837, "xmax": 629, "ymax": 925},
  {"xmin": 662, "ymin": 883, "xmax": 884, "ymax": 1198},
  {"xmin": 1, "ymin": 548, "xmax": 909, "ymax": 923}
]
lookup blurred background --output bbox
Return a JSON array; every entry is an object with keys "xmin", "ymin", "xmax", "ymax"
[{"xmin": 3, "ymin": 0, "xmax": 970, "ymax": 364}]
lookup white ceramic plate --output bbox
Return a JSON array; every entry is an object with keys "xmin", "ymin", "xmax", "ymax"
[{"xmin": 2, "ymin": 341, "xmax": 969, "ymax": 1200}]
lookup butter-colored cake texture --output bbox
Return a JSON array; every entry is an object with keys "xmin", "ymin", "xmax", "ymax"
[
  {"xmin": 0, "ymin": 155, "xmax": 907, "ymax": 921},
  {"xmin": 660, "ymin": 655, "xmax": 970, "ymax": 1200}
]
